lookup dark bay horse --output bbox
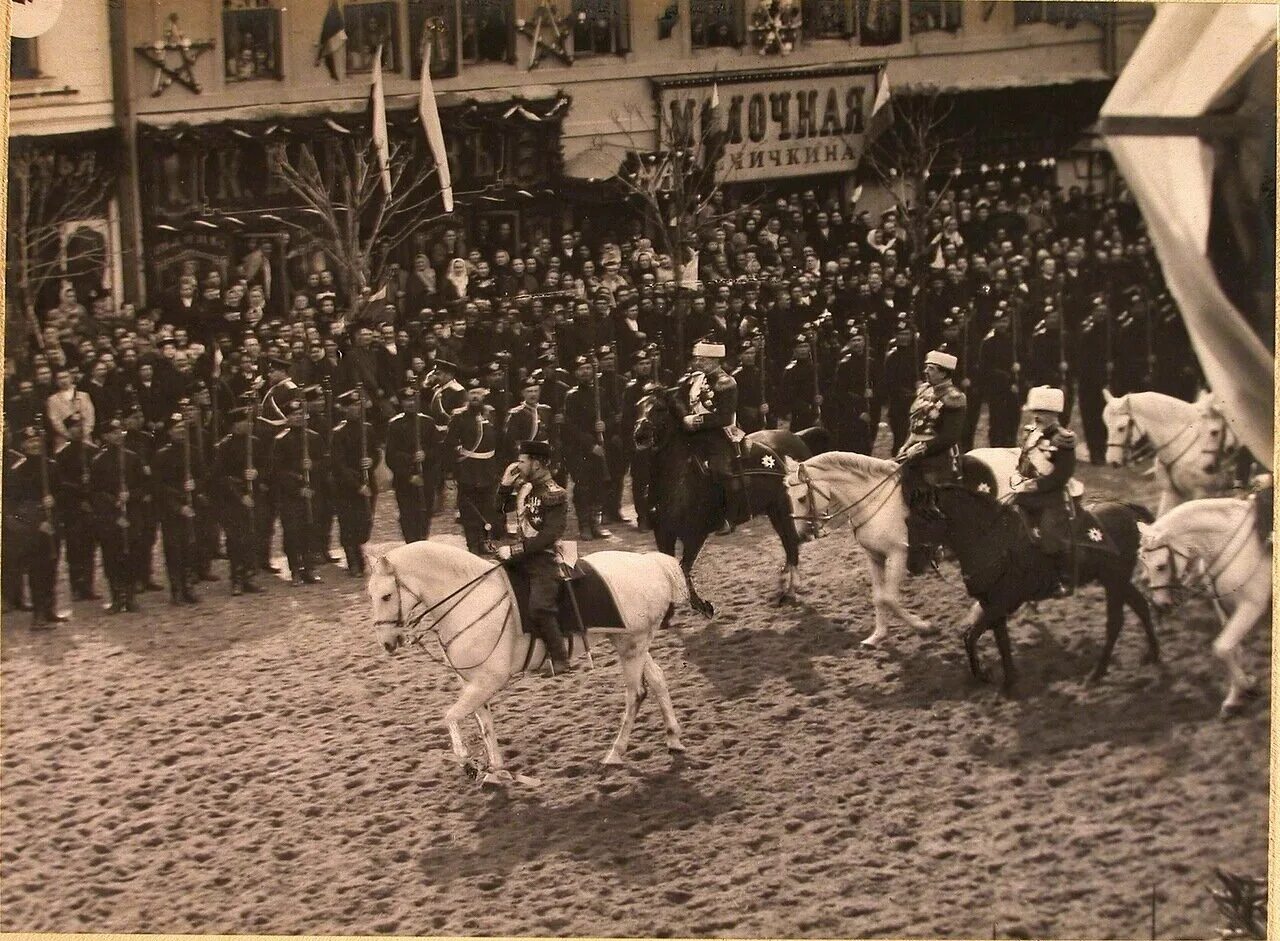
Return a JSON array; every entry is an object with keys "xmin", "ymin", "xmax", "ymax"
[
  {"xmin": 930, "ymin": 485, "xmax": 1160, "ymax": 694},
  {"xmin": 634, "ymin": 392, "xmax": 821, "ymax": 616}
]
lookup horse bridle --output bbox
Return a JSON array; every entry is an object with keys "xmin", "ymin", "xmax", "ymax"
[
  {"xmin": 374, "ymin": 563, "xmax": 512, "ymax": 671},
  {"xmin": 1108, "ymin": 396, "xmax": 1240, "ymax": 482},
  {"xmin": 789, "ymin": 462, "xmax": 902, "ymax": 540},
  {"xmin": 1142, "ymin": 511, "xmax": 1263, "ymax": 610}
]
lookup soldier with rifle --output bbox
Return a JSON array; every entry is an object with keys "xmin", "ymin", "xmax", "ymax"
[
  {"xmin": 597, "ymin": 344, "xmax": 629, "ymax": 525},
  {"xmin": 53, "ymin": 413, "xmax": 100, "ymax": 600},
  {"xmin": 122, "ymin": 402, "xmax": 163, "ymax": 594},
  {"xmin": 311, "ymin": 375, "xmax": 340, "ymax": 566},
  {"xmin": 151, "ymin": 406, "xmax": 201, "ymax": 605},
  {"xmin": 90, "ymin": 418, "xmax": 147, "ymax": 614},
  {"xmin": 446, "ymin": 378, "xmax": 502, "ymax": 556},
  {"xmin": 385, "ymin": 379, "xmax": 441, "ymax": 542},
  {"xmin": 5, "ymin": 425, "xmax": 65, "ymax": 627},
  {"xmin": 267, "ymin": 396, "xmax": 326, "ymax": 585},
  {"xmin": 622, "ymin": 348, "xmax": 658, "ymax": 531},
  {"xmin": 732, "ymin": 333, "xmax": 768, "ymax": 434},
  {"xmin": 331, "ymin": 386, "xmax": 381, "ymax": 577},
  {"xmin": 211, "ymin": 393, "xmax": 264, "ymax": 595},
  {"xmin": 562, "ymin": 354, "xmax": 612, "ymax": 541}
]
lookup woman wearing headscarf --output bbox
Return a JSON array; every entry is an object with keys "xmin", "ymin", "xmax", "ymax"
[{"xmin": 441, "ymin": 258, "xmax": 470, "ymax": 305}]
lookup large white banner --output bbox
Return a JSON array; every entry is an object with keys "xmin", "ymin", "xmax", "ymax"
[{"xmin": 654, "ymin": 65, "xmax": 880, "ymax": 183}]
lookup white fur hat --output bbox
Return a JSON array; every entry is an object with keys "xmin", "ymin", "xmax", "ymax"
[
  {"xmin": 1026, "ymin": 386, "xmax": 1065, "ymax": 413},
  {"xmin": 692, "ymin": 340, "xmax": 726, "ymax": 358},
  {"xmin": 924, "ymin": 349, "xmax": 958, "ymax": 371}
]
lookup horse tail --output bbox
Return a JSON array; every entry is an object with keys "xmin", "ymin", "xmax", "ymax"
[{"xmin": 654, "ymin": 552, "xmax": 690, "ymax": 609}]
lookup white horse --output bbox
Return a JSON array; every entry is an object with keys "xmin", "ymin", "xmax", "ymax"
[
  {"xmin": 783, "ymin": 452, "xmax": 930, "ymax": 646},
  {"xmin": 1102, "ymin": 390, "xmax": 1240, "ymax": 516},
  {"xmin": 1137, "ymin": 496, "xmax": 1272, "ymax": 717},
  {"xmin": 369, "ymin": 541, "xmax": 689, "ymax": 782}
]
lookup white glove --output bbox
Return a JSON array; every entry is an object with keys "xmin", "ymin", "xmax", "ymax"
[
  {"xmin": 500, "ymin": 462, "xmax": 523, "ymax": 488},
  {"xmin": 496, "ymin": 545, "xmax": 513, "ymax": 561}
]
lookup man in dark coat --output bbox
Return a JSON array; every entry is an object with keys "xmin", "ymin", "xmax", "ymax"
[{"xmin": 1012, "ymin": 385, "xmax": 1079, "ymax": 597}]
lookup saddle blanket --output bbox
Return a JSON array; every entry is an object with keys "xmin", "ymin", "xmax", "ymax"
[
  {"xmin": 504, "ymin": 558, "xmax": 627, "ymax": 636},
  {"xmin": 1023, "ymin": 506, "xmax": 1120, "ymax": 556}
]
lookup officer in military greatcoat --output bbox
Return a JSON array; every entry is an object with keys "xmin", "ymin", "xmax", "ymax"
[{"xmin": 1012, "ymin": 385, "xmax": 1080, "ymax": 597}]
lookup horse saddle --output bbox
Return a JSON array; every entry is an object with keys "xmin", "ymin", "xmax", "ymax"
[
  {"xmin": 505, "ymin": 558, "xmax": 627, "ymax": 637},
  {"xmin": 1019, "ymin": 501, "xmax": 1117, "ymax": 557}
]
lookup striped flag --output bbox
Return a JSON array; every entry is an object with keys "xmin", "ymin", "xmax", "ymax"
[
  {"xmin": 867, "ymin": 67, "xmax": 893, "ymax": 142},
  {"xmin": 369, "ymin": 45, "xmax": 392, "ymax": 198},
  {"xmin": 316, "ymin": 0, "xmax": 346, "ymax": 81},
  {"xmin": 418, "ymin": 39, "xmax": 454, "ymax": 213}
]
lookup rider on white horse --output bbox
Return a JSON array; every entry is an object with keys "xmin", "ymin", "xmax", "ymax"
[
  {"xmin": 895, "ymin": 348, "xmax": 966, "ymax": 572},
  {"xmin": 1012, "ymin": 386, "xmax": 1081, "ymax": 598},
  {"xmin": 495, "ymin": 439, "xmax": 573, "ymax": 677}
]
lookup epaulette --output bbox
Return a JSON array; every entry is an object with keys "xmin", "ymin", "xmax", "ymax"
[
  {"xmin": 54, "ymin": 442, "xmax": 70, "ymax": 455},
  {"xmin": 784, "ymin": 361, "xmax": 798, "ymax": 371},
  {"xmin": 541, "ymin": 482, "xmax": 567, "ymax": 506},
  {"xmin": 1052, "ymin": 428, "xmax": 1076, "ymax": 447},
  {"xmin": 714, "ymin": 373, "xmax": 735, "ymax": 391},
  {"xmin": 332, "ymin": 420, "xmax": 348, "ymax": 433},
  {"xmin": 388, "ymin": 413, "xmax": 405, "ymax": 423},
  {"xmin": 275, "ymin": 428, "xmax": 291, "ymax": 440},
  {"xmin": 942, "ymin": 388, "xmax": 966, "ymax": 407}
]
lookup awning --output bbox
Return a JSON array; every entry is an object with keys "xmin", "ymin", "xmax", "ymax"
[
  {"xmin": 1100, "ymin": 3, "xmax": 1274, "ymax": 468},
  {"xmin": 561, "ymin": 141, "xmax": 630, "ymax": 182}
]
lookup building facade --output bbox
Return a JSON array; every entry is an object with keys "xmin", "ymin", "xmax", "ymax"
[
  {"xmin": 98, "ymin": 0, "xmax": 1150, "ymax": 308},
  {"xmin": 8, "ymin": 0, "xmax": 123, "ymax": 321}
]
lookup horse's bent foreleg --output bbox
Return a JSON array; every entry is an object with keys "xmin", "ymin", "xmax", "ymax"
[
  {"xmin": 766, "ymin": 500, "xmax": 803, "ymax": 604},
  {"xmin": 603, "ymin": 643, "xmax": 647, "ymax": 765},
  {"xmin": 863, "ymin": 552, "xmax": 890, "ymax": 647},
  {"xmin": 444, "ymin": 680, "xmax": 502, "ymax": 773},
  {"xmin": 681, "ymin": 531, "xmax": 714, "ymax": 618},
  {"xmin": 643, "ymin": 654, "xmax": 685, "ymax": 754},
  {"xmin": 880, "ymin": 547, "xmax": 931, "ymax": 634},
  {"xmin": 1214, "ymin": 600, "xmax": 1267, "ymax": 718},
  {"xmin": 473, "ymin": 704, "xmax": 504, "ymax": 772}
]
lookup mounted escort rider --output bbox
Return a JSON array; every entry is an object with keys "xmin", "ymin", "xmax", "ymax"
[
  {"xmin": 1012, "ymin": 385, "xmax": 1082, "ymax": 598},
  {"xmin": 675, "ymin": 338, "xmax": 745, "ymax": 528},
  {"xmin": 496, "ymin": 439, "xmax": 574, "ymax": 678},
  {"xmin": 895, "ymin": 348, "xmax": 966, "ymax": 573}
]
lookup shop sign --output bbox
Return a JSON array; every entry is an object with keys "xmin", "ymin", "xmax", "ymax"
[{"xmin": 655, "ymin": 66, "xmax": 880, "ymax": 183}]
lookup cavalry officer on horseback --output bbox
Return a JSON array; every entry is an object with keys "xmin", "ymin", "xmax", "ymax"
[
  {"xmin": 895, "ymin": 349, "xmax": 966, "ymax": 572},
  {"xmin": 496, "ymin": 439, "xmax": 573, "ymax": 678},
  {"xmin": 1012, "ymin": 386, "xmax": 1080, "ymax": 597},
  {"xmin": 676, "ymin": 339, "xmax": 745, "ymax": 525}
]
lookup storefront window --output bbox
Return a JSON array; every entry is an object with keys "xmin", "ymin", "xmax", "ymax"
[
  {"xmin": 858, "ymin": 0, "xmax": 901, "ymax": 45},
  {"xmin": 345, "ymin": 1, "xmax": 400, "ymax": 73},
  {"xmin": 11, "ymin": 38, "xmax": 39, "ymax": 80},
  {"xmin": 409, "ymin": 0, "xmax": 459, "ymax": 78},
  {"xmin": 571, "ymin": 0, "xmax": 630, "ymax": 56},
  {"xmin": 462, "ymin": 0, "xmax": 514, "ymax": 63},
  {"xmin": 908, "ymin": 0, "xmax": 960, "ymax": 33},
  {"xmin": 222, "ymin": 0, "xmax": 282, "ymax": 82},
  {"xmin": 691, "ymin": 0, "xmax": 743, "ymax": 48},
  {"xmin": 803, "ymin": 0, "xmax": 854, "ymax": 39}
]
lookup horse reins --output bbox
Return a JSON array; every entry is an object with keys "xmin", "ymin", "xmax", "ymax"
[
  {"xmin": 790, "ymin": 462, "xmax": 902, "ymax": 539},
  {"xmin": 1144, "ymin": 507, "xmax": 1266, "ymax": 613},
  {"xmin": 1108, "ymin": 397, "xmax": 1240, "ymax": 493},
  {"xmin": 376, "ymin": 564, "xmax": 514, "ymax": 672}
]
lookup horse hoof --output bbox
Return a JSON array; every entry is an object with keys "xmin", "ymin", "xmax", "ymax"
[
  {"xmin": 666, "ymin": 738, "xmax": 687, "ymax": 754},
  {"xmin": 601, "ymin": 751, "xmax": 625, "ymax": 766},
  {"xmin": 860, "ymin": 635, "xmax": 884, "ymax": 648},
  {"xmin": 1219, "ymin": 702, "xmax": 1247, "ymax": 720}
]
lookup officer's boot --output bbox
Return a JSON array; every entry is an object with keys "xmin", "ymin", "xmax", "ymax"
[
  {"xmin": 103, "ymin": 586, "xmax": 123, "ymax": 615},
  {"xmin": 123, "ymin": 587, "xmax": 141, "ymax": 613},
  {"xmin": 537, "ymin": 615, "xmax": 574, "ymax": 678},
  {"xmin": 181, "ymin": 572, "xmax": 199, "ymax": 604},
  {"xmin": 590, "ymin": 508, "xmax": 612, "ymax": 540},
  {"xmin": 231, "ymin": 563, "xmax": 244, "ymax": 597},
  {"xmin": 240, "ymin": 562, "xmax": 263, "ymax": 594}
]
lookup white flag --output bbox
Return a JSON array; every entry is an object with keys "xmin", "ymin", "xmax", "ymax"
[{"xmin": 419, "ymin": 40, "xmax": 454, "ymax": 212}]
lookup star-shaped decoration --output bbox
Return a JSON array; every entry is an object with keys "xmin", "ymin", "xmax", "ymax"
[
  {"xmin": 516, "ymin": 4, "xmax": 574, "ymax": 70},
  {"xmin": 761, "ymin": 454, "xmax": 776, "ymax": 468},
  {"xmin": 977, "ymin": 482, "xmax": 991, "ymax": 494},
  {"xmin": 134, "ymin": 14, "xmax": 215, "ymax": 97},
  {"xmin": 1088, "ymin": 527, "xmax": 1104, "ymax": 542}
]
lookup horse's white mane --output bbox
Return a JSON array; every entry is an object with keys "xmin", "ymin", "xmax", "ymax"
[
  {"xmin": 381, "ymin": 540, "xmax": 494, "ymax": 585},
  {"xmin": 805, "ymin": 451, "xmax": 899, "ymax": 481}
]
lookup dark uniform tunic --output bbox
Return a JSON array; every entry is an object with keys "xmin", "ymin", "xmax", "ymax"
[
  {"xmin": 599, "ymin": 369, "xmax": 629, "ymax": 519},
  {"xmin": 882, "ymin": 342, "xmax": 920, "ymax": 455},
  {"xmin": 497, "ymin": 473, "xmax": 570, "ymax": 657},
  {"xmin": 330, "ymin": 416, "xmax": 381, "ymax": 573},
  {"xmin": 54, "ymin": 438, "xmax": 99, "ymax": 598},
  {"xmin": 502, "ymin": 402, "xmax": 552, "ymax": 464},
  {"xmin": 266, "ymin": 425, "xmax": 329, "ymax": 578},
  {"xmin": 90, "ymin": 444, "xmax": 149, "ymax": 600},
  {"xmin": 211, "ymin": 430, "xmax": 262, "ymax": 588},
  {"xmin": 446, "ymin": 405, "xmax": 502, "ymax": 554},
  {"xmin": 151, "ymin": 439, "xmax": 201, "ymax": 596},
  {"xmin": 732, "ymin": 359, "xmax": 771, "ymax": 433},
  {"xmin": 562, "ymin": 381, "xmax": 610, "ymax": 535},
  {"xmin": 3, "ymin": 450, "xmax": 59, "ymax": 618},
  {"xmin": 829, "ymin": 350, "xmax": 873, "ymax": 454},
  {"xmin": 976, "ymin": 328, "xmax": 1020, "ymax": 447},
  {"xmin": 781, "ymin": 358, "xmax": 819, "ymax": 430},
  {"xmin": 384, "ymin": 409, "xmax": 441, "ymax": 543},
  {"xmin": 899, "ymin": 378, "xmax": 967, "ymax": 484}
]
